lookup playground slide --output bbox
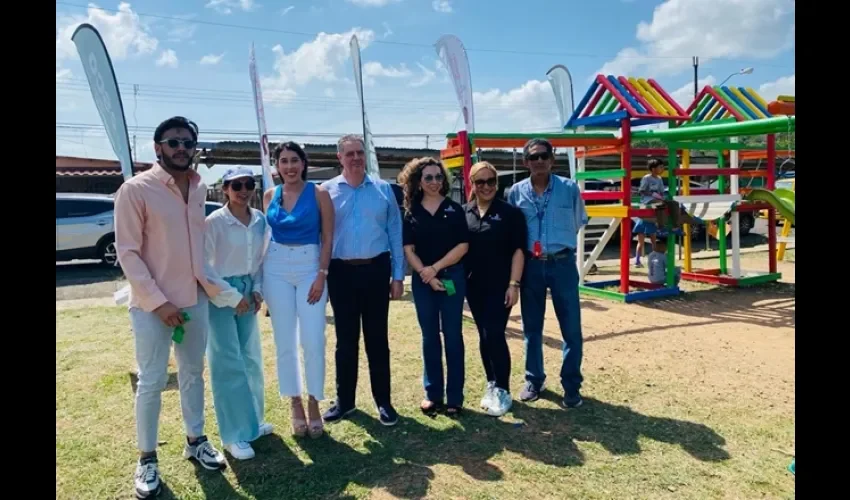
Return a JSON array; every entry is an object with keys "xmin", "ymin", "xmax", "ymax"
[{"xmin": 745, "ymin": 188, "xmax": 795, "ymax": 224}]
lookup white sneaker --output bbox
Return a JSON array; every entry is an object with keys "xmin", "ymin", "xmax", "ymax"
[
  {"xmin": 480, "ymin": 381, "xmax": 496, "ymax": 410},
  {"xmin": 486, "ymin": 388, "xmax": 513, "ymax": 417},
  {"xmin": 226, "ymin": 441, "xmax": 256, "ymax": 460},
  {"xmin": 183, "ymin": 436, "xmax": 227, "ymax": 470},
  {"xmin": 134, "ymin": 457, "xmax": 161, "ymax": 498},
  {"xmin": 258, "ymin": 422, "xmax": 274, "ymax": 437}
]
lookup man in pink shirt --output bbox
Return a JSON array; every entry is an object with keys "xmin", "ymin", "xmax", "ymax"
[{"xmin": 114, "ymin": 116, "xmax": 226, "ymax": 499}]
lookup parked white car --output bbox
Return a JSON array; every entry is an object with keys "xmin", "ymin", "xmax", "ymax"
[{"xmin": 56, "ymin": 192, "xmax": 224, "ymax": 266}]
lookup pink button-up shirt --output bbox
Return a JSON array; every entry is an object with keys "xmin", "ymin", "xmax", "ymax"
[{"xmin": 114, "ymin": 163, "xmax": 221, "ymax": 312}]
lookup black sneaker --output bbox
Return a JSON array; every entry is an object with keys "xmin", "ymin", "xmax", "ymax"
[
  {"xmin": 183, "ymin": 435, "xmax": 226, "ymax": 471},
  {"xmin": 377, "ymin": 405, "xmax": 399, "ymax": 426},
  {"xmin": 562, "ymin": 392, "xmax": 583, "ymax": 409},
  {"xmin": 134, "ymin": 456, "xmax": 161, "ymax": 499},
  {"xmin": 518, "ymin": 381, "xmax": 544, "ymax": 402},
  {"xmin": 322, "ymin": 402, "xmax": 355, "ymax": 423}
]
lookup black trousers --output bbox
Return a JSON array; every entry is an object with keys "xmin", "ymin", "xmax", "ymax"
[
  {"xmin": 466, "ymin": 278, "xmax": 512, "ymax": 391},
  {"xmin": 327, "ymin": 252, "xmax": 392, "ymax": 408}
]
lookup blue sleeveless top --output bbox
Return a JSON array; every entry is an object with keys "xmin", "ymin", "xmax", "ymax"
[{"xmin": 266, "ymin": 183, "xmax": 321, "ymax": 245}]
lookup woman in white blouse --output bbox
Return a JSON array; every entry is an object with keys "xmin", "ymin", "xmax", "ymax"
[{"xmin": 204, "ymin": 167, "xmax": 272, "ymax": 460}]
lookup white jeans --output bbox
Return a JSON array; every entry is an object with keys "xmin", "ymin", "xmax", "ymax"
[
  {"xmin": 264, "ymin": 242, "xmax": 328, "ymax": 401},
  {"xmin": 129, "ymin": 288, "xmax": 209, "ymax": 452}
]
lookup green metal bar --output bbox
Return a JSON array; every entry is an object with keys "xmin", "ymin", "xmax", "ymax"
[
  {"xmin": 579, "ymin": 286, "xmax": 627, "ymax": 303},
  {"xmin": 593, "ymin": 92, "xmax": 614, "ymax": 116},
  {"xmin": 715, "ymin": 87, "xmax": 752, "ymax": 121},
  {"xmin": 690, "ymin": 94, "xmax": 712, "ymax": 121},
  {"xmin": 601, "ymin": 94, "xmax": 619, "ymax": 114},
  {"xmin": 666, "ymin": 146, "xmax": 677, "ymax": 287},
  {"xmin": 737, "ymin": 273, "xmax": 782, "ymax": 287},
  {"xmin": 446, "ymin": 131, "xmax": 618, "ymax": 140},
  {"xmin": 667, "ymin": 141, "xmax": 767, "ymax": 151},
  {"xmin": 717, "ymin": 152, "xmax": 727, "ymax": 275},
  {"xmin": 575, "ymin": 169, "xmax": 626, "ymax": 180},
  {"xmin": 675, "ymin": 117, "xmax": 738, "ymax": 128},
  {"xmin": 631, "ymin": 116, "xmax": 795, "ymax": 141}
]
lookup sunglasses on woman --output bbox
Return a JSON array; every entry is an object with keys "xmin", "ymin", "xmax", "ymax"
[
  {"xmin": 228, "ymin": 179, "xmax": 256, "ymax": 191},
  {"xmin": 423, "ymin": 173, "xmax": 444, "ymax": 183},
  {"xmin": 474, "ymin": 177, "xmax": 497, "ymax": 187}
]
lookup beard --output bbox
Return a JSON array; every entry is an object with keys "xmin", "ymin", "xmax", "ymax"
[{"xmin": 161, "ymin": 152, "xmax": 192, "ymax": 171}]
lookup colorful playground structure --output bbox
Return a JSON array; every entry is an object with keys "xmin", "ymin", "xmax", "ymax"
[{"xmin": 441, "ymin": 74, "xmax": 796, "ymax": 303}]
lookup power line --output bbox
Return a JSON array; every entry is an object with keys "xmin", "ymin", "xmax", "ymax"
[
  {"xmin": 54, "ymin": 1, "xmax": 795, "ymax": 67},
  {"xmin": 56, "ymin": 122, "xmax": 449, "ymax": 138}
]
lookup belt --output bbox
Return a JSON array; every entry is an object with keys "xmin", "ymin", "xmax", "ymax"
[
  {"xmin": 530, "ymin": 248, "xmax": 573, "ymax": 261},
  {"xmin": 337, "ymin": 252, "xmax": 388, "ymax": 266}
]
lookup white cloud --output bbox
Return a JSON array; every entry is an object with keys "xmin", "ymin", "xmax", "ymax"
[
  {"xmin": 55, "ymin": 2, "xmax": 158, "ymax": 65},
  {"xmin": 200, "ymin": 53, "xmax": 225, "ymax": 65},
  {"xmin": 262, "ymin": 28, "xmax": 375, "ymax": 106},
  {"xmin": 473, "ymin": 80, "xmax": 559, "ymax": 133},
  {"xmin": 156, "ymin": 49, "xmax": 179, "ymax": 68},
  {"xmin": 410, "ymin": 62, "xmax": 437, "ymax": 87},
  {"xmin": 432, "ymin": 0, "xmax": 452, "ymax": 13},
  {"xmin": 597, "ymin": 0, "xmax": 794, "ymax": 77},
  {"xmin": 167, "ymin": 14, "xmax": 198, "ymax": 42},
  {"xmin": 758, "ymin": 75, "xmax": 795, "ymax": 101},
  {"xmin": 669, "ymin": 76, "xmax": 717, "ymax": 107},
  {"xmin": 205, "ymin": 0, "xmax": 257, "ymax": 14},
  {"xmin": 324, "ymin": 88, "xmax": 336, "ymax": 98},
  {"xmin": 280, "ymin": 6, "xmax": 295, "ymax": 16},
  {"xmin": 382, "ymin": 22, "xmax": 393, "ymax": 39},
  {"xmin": 346, "ymin": 0, "xmax": 400, "ymax": 6},
  {"xmin": 362, "ymin": 61, "xmax": 412, "ymax": 85},
  {"xmin": 56, "ymin": 68, "xmax": 72, "ymax": 82}
]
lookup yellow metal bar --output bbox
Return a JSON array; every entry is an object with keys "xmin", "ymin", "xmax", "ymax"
[
  {"xmin": 640, "ymin": 78, "xmax": 676, "ymax": 115},
  {"xmin": 682, "ymin": 149, "xmax": 692, "ymax": 272},
  {"xmin": 586, "ymin": 205, "xmax": 628, "ymax": 218},
  {"xmin": 442, "ymin": 155, "xmax": 465, "ymax": 169},
  {"xmin": 629, "ymin": 77, "xmax": 669, "ymax": 116},
  {"xmin": 729, "ymin": 87, "xmax": 767, "ymax": 119}
]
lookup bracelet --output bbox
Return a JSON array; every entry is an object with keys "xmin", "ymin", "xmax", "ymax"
[
  {"xmin": 319, "ymin": 268, "xmax": 329, "ymax": 276},
  {"xmin": 509, "ymin": 280, "xmax": 521, "ymax": 287}
]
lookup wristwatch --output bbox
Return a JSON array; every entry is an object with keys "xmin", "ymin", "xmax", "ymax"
[
  {"xmin": 319, "ymin": 268, "xmax": 329, "ymax": 276},
  {"xmin": 509, "ymin": 280, "xmax": 521, "ymax": 288}
]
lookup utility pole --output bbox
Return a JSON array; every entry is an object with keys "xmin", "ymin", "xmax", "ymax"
[{"xmin": 692, "ymin": 56, "xmax": 699, "ymax": 98}]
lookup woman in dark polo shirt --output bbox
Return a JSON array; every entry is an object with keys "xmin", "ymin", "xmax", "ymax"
[
  {"xmin": 464, "ymin": 161, "xmax": 526, "ymax": 417},
  {"xmin": 400, "ymin": 157, "xmax": 470, "ymax": 417}
]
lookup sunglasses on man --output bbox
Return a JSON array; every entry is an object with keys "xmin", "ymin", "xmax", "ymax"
[
  {"xmin": 228, "ymin": 179, "xmax": 256, "ymax": 191},
  {"xmin": 159, "ymin": 138, "xmax": 197, "ymax": 149},
  {"xmin": 526, "ymin": 152, "xmax": 551, "ymax": 162}
]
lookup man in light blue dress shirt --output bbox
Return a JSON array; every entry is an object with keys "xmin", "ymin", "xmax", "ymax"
[
  {"xmin": 321, "ymin": 134, "xmax": 405, "ymax": 427},
  {"xmin": 507, "ymin": 138, "xmax": 588, "ymax": 409}
]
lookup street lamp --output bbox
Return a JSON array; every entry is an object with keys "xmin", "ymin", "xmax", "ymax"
[{"xmin": 719, "ymin": 67, "xmax": 754, "ymax": 86}]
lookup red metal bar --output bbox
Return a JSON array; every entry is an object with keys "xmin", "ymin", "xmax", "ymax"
[
  {"xmin": 648, "ymin": 78, "xmax": 690, "ymax": 117},
  {"xmin": 689, "ymin": 188, "xmax": 720, "ymax": 195},
  {"xmin": 596, "ymin": 75, "xmax": 640, "ymax": 117},
  {"xmin": 704, "ymin": 87, "xmax": 746, "ymax": 121},
  {"xmin": 682, "ymin": 272, "xmax": 739, "ymax": 286},
  {"xmin": 635, "ymin": 113, "xmax": 691, "ymax": 121},
  {"xmin": 581, "ymin": 84, "xmax": 606, "ymax": 118},
  {"xmin": 673, "ymin": 168, "xmax": 741, "ymax": 176},
  {"xmin": 458, "ymin": 130, "xmax": 472, "ymax": 200},
  {"xmin": 620, "ymin": 118, "xmax": 632, "ymax": 294},
  {"xmin": 767, "ymin": 133, "xmax": 777, "ymax": 273},
  {"xmin": 582, "ymin": 191, "xmax": 623, "ymax": 201},
  {"xmin": 684, "ymin": 88, "xmax": 709, "ymax": 115},
  {"xmin": 735, "ymin": 202, "xmax": 769, "ymax": 212},
  {"xmin": 618, "ymin": 77, "xmax": 656, "ymax": 116},
  {"xmin": 629, "ymin": 208, "xmax": 655, "ymax": 218}
]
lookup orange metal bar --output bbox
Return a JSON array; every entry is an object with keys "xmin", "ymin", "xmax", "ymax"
[
  {"xmin": 440, "ymin": 145, "xmax": 464, "ymax": 158},
  {"xmin": 575, "ymin": 146, "xmax": 622, "ymax": 158},
  {"xmin": 767, "ymin": 100, "xmax": 795, "ymax": 115}
]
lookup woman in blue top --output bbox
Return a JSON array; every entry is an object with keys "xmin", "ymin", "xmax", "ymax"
[{"xmin": 262, "ymin": 142, "xmax": 335, "ymax": 438}]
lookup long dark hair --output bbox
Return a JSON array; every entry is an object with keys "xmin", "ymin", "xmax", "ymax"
[
  {"xmin": 397, "ymin": 157, "xmax": 450, "ymax": 213},
  {"xmin": 272, "ymin": 141, "xmax": 308, "ymax": 181}
]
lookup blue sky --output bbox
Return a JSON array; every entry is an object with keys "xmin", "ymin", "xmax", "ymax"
[{"xmin": 56, "ymin": 0, "xmax": 795, "ymax": 183}]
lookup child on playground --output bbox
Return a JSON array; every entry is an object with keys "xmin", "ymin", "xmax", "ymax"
[
  {"xmin": 647, "ymin": 240, "xmax": 681, "ymax": 286},
  {"xmin": 639, "ymin": 158, "xmax": 705, "ymax": 232}
]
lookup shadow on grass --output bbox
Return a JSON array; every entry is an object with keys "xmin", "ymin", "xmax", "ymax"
[{"xmin": 208, "ymin": 400, "xmax": 728, "ymax": 499}]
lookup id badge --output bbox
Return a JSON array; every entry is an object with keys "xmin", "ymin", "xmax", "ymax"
[{"xmin": 532, "ymin": 240, "xmax": 542, "ymax": 258}]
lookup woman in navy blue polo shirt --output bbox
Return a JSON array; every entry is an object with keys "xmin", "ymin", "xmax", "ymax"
[
  {"xmin": 400, "ymin": 157, "xmax": 469, "ymax": 417},
  {"xmin": 463, "ymin": 161, "xmax": 527, "ymax": 417}
]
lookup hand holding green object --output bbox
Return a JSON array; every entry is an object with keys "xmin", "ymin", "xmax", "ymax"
[
  {"xmin": 441, "ymin": 279, "xmax": 456, "ymax": 296},
  {"xmin": 171, "ymin": 312, "xmax": 191, "ymax": 344}
]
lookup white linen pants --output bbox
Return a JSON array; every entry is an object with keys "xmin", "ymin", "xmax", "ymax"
[
  {"xmin": 264, "ymin": 242, "xmax": 328, "ymax": 401},
  {"xmin": 129, "ymin": 288, "xmax": 209, "ymax": 453}
]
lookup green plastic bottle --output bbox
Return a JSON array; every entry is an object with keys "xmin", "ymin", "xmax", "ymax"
[{"xmin": 171, "ymin": 312, "xmax": 191, "ymax": 344}]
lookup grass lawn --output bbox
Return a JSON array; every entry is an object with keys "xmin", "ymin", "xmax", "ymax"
[{"xmin": 57, "ymin": 291, "xmax": 795, "ymax": 499}]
